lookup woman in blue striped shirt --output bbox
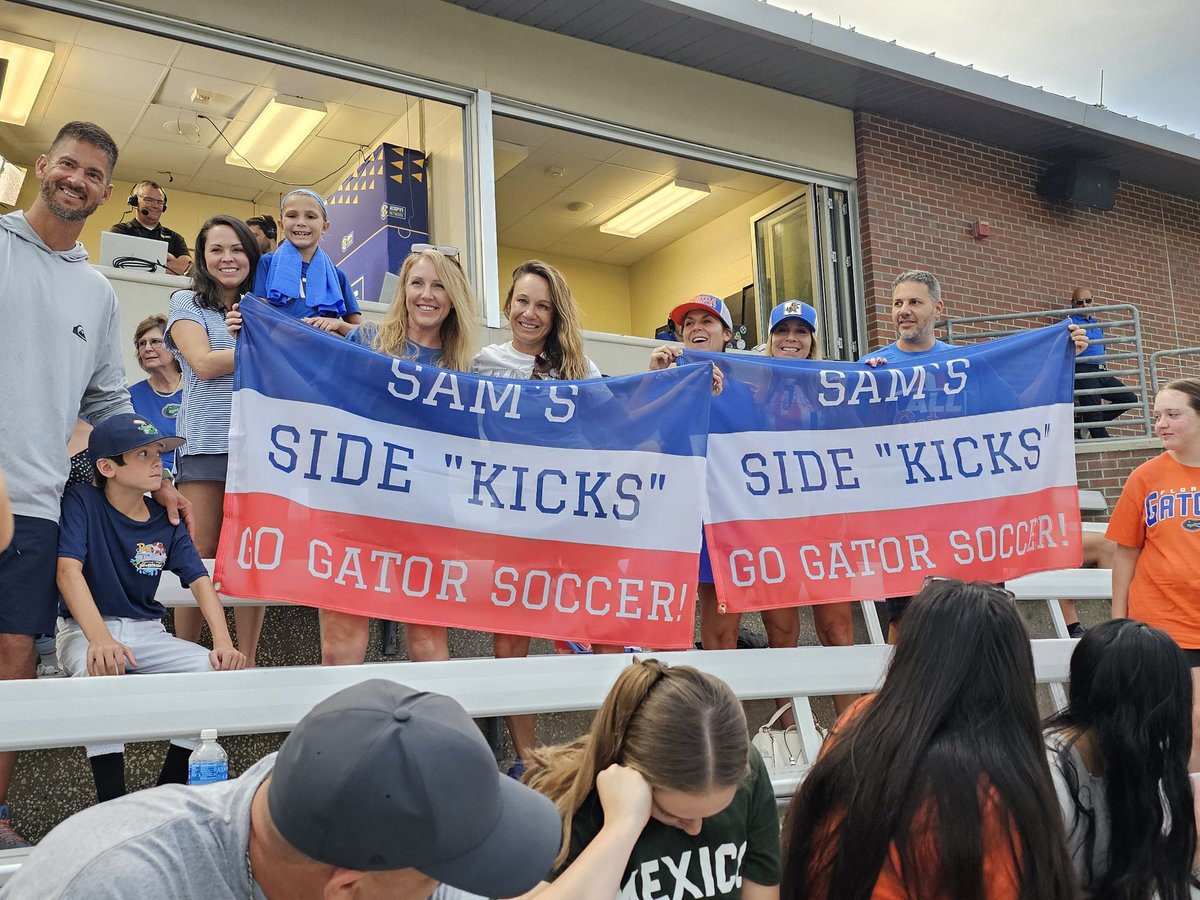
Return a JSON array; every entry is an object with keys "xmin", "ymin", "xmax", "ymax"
[{"xmin": 165, "ymin": 215, "xmax": 263, "ymax": 665}]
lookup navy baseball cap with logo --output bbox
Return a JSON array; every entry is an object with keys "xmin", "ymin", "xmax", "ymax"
[
  {"xmin": 669, "ymin": 293, "xmax": 733, "ymax": 329},
  {"xmin": 769, "ymin": 299, "xmax": 819, "ymax": 335},
  {"xmin": 89, "ymin": 413, "xmax": 185, "ymax": 460},
  {"xmin": 269, "ymin": 680, "xmax": 562, "ymax": 896}
]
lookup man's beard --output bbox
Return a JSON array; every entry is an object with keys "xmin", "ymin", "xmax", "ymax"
[{"xmin": 40, "ymin": 179, "xmax": 100, "ymax": 222}]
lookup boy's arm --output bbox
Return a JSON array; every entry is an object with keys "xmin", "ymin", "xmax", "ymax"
[
  {"xmin": 55, "ymin": 557, "xmax": 137, "ymax": 676},
  {"xmin": 190, "ymin": 576, "xmax": 246, "ymax": 670},
  {"xmin": 0, "ymin": 465, "xmax": 12, "ymax": 551}
]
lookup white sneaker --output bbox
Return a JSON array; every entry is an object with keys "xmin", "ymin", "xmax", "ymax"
[{"xmin": 36, "ymin": 662, "xmax": 65, "ymax": 678}]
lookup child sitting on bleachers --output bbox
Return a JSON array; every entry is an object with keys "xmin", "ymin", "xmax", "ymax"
[{"xmin": 55, "ymin": 414, "xmax": 245, "ymax": 802}]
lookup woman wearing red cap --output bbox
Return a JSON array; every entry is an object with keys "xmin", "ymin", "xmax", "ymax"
[{"xmin": 649, "ymin": 295, "xmax": 738, "ymax": 651}]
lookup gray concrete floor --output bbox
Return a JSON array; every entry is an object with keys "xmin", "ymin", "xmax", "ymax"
[{"xmin": 7, "ymin": 596, "xmax": 1104, "ymax": 842}]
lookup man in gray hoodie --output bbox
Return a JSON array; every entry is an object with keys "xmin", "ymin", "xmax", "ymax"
[{"xmin": 0, "ymin": 121, "xmax": 189, "ymax": 848}]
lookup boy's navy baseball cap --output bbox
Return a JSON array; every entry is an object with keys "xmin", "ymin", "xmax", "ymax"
[
  {"xmin": 89, "ymin": 413, "xmax": 185, "ymax": 460},
  {"xmin": 269, "ymin": 679, "xmax": 562, "ymax": 896},
  {"xmin": 769, "ymin": 299, "xmax": 819, "ymax": 335}
]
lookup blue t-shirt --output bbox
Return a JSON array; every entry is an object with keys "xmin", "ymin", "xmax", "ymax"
[
  {"xmin": 57, "ymin": 484, "xmax": 209, "ymax": 620},
  {"xmin": 1068, "ymin": 313, "xmax": 1104, "ymax": 360},
  {"xmin": 127, "ymin": 379, "xmax": 182, "ymax": 473},
  {"xmin": 345, "ymin": 323, "xmax": 441, "ymax": 364},
  {"xmin": 858, "ymin": 339, "xmax": 953, "ymax": 364},
  {"xmin": 253, "ymin": 251, "xmax": 361, "ymax": 319}
]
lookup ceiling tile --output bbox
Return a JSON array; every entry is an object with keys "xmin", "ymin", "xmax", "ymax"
[
  {"xmin": 499, "ymin": 213, "xmax": 582, "ymax": 250},
  {"xmin": 547, "ymin": 227, "xmax": 627, "ymax": 257},
  {"xmin": 568, "ymin": 164, "xmax": 665, "ymax": 200},
  {"xmin": 345, "ymin": 83, "xmax": 417, "ymax": 116},
  {"xmin": 492, "ymin": 116, "xmax": 556, "ymax": 149},
  {"xmin": 318, "ymin": 105, "xmax": 397, "ymax": 146},
  {"xmin": 154, "ymin": 68, "xmax": 257, "ymax": 119},
  {"xmin": 264, "ymin": 68, "xmax": 359, "ymax": 105},
  {"xmin": 59, "ymin": 47, "xmax": 164, "ymax": 104},
  {"xmin": 505, "ymin": 150, "xmax": 595, "ymax": 190},
  {"xmin": 289, "ymin": 135, "xmax": 365, "ymax": 174},
  {"xmin": 0, "ymin": 8, "xmax": 80, "ymax": 44},
  {"xmin": 598, "ymin": 234, "xmax": 674, "ymax": 266},
  {"xmin": 173, "ymin": 44, "xmax": 273, "ymax": 86},
  {"xmin": 544, "ymin": 129, "xmax": 621, "ymax": 162},
  {"xmin": 494, "ymin": 173, "xmax": 567, "ymax": 229},
  {"xmin": 46, "ymin": 85, "xmax": 146, "ymax": 137},
  {"xmin": 72, "ymin": 18, "xmax": 179, "ymax": 64},
  {"xmin": 114, "ymin": 136, "xmax": 209, "ymax": 181},
  {"xmin": 131, "ymin": 104, "xmax": 229, "ymax": 151},
  {"xmin": 607, "ymin": 145, "xmax": 677, "ymax": 175}
]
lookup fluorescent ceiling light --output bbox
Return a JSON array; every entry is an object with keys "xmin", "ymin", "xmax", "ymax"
[
  {"xmin": 226, "ymin": 94, "xmax": 327, "ymax": 172},
  {"xmin": 0, "ymin": 33, "xmax": 54, "ymax": 127},
  {"xmin": 600, "ymin": 178, "xmax": 710, "ymax": 238},
  {"xmin": 0, "ymin": 155, "xmax": 26, "ymax": 206}
]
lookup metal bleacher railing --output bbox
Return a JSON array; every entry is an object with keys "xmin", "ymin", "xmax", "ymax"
[
  {"xmin": 1150, "ymin": 347, "xmax": 1200, "ymax": 394},
  {"xmin": 941, "ymin": 304, "xmax": 1152, "ymax": 439}
]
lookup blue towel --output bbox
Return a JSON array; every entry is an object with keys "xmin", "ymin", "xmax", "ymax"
[{"xmin": 263, "ymin": 240, "xmax": 346, "ymax": 317}]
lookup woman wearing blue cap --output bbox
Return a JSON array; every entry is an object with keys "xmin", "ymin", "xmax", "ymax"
[{"xmin": 762, "ymin": 300, "xmax": 857, "ymax": 717}]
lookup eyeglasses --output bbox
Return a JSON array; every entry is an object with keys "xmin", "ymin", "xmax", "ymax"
[
  {"xmin": 136, "ymin": 338, "xmax": 165, "ymax": 349},
  {"xmin": 921, "ymin": 574, "xmax": 1015, "ymax": 602},
  {"xmin": 136, "ymin": 196, "xmax": 165, "ymax": 208},
  {"xmin": 1075, "ymin": 297, "xmax": 1094, "ymax": 305}
]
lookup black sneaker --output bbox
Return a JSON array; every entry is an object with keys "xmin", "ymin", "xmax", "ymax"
[{"xmin": 1067, "ymin": 622, "xmax": 1086, "ymax": 640}]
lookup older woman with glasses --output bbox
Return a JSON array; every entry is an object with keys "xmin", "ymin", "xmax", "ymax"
[{"xmin": 127, "ymin": 314, "xmax": 183, "ymax": 474}]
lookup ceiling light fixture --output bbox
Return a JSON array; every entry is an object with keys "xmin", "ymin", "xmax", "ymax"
[
  {"xmin": 600, "ymin": 178, "xmax": 710, "ymax": 238},
  {"xmin": 0, "ymin": 33, "xmax": 54, "ymax": 126},
  {"xmin": 226, "ymin": 93, "xmax": 327, "ymax": 173},
  {"xmin": 0, "ymin": 154, "xmax": 27, "ymax": 206}
]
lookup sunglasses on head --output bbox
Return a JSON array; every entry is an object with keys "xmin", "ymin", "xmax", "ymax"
[{"xmin": 922, "ymin": 574, "xmax": 1016, "ymax": 602}]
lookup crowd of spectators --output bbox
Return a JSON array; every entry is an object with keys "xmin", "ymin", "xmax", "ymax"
[{"xmin": 1, "ymin": 118, "xmax": 1198, "ymax": 899}]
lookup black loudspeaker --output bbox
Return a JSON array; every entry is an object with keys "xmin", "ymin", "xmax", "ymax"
[
  {"xmin": 127, "ymin": 182, "xmax": 168, "ymax": 212},
  {"xmin": 1037, "ymin": 161, "xmax": 1119, "ymax": 211}
]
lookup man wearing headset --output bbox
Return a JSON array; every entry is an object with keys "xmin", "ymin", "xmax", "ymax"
[{"xmin": 109, "ymin": 179, "xmax": 190, "ymax": 275}]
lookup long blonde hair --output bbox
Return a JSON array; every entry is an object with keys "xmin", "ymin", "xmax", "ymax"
[
  {"xmin": 505, "ymin": 260, "xmax": 591, "ymax": 380},
  {"xmin": 526, "ymin": 659, "xmax": 749, "ymax": 868},
  {"xmin": 375, "ymin": 249, "xmax": 477, "ymax": 372}
]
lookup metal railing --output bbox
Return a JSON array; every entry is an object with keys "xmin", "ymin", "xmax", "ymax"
[
  {"xmin": 1150, "ymin": 347, "xmax": 1200, "ymax": 394},
  {"xmin": 941, "ymin": 304, "xmax": 1152, "ymax": 439}
]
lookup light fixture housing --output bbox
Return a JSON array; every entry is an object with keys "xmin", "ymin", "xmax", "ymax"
[
  {"xmin": 600, "ymin": 178, "xmax": 710, "ymax": 238},
  {"xmin": 0, "ymin": 33, "xmax": 54, "ymax": 126},
  {"xmin": 0, "ymin": 155, "xmax": 26, "ymax": 206},
  {"xmin": 226, "ymin": 94, "xmax": 327, "ymax": 173}
]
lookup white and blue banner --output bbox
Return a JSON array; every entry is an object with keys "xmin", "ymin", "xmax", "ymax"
[
  {"xmin": 214, "ymin": 301, "xmax": 713, "ymax": 648},
  {"xmin": 696, "ymin": 322, "xmax": 1082, "ymax": 609}
]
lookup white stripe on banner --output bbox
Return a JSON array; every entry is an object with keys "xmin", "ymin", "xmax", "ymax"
[
  {"xmin": 707, "ymin": 403, "xmax": 1076, "ymax": 523},
  {"xmin": 229, "ymin": 390, "xmax": 706, "ymax": 554}
]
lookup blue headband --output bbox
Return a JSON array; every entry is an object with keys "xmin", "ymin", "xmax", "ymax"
[{"xmin": 282, "ymin": 189, "xmax": 327, "ymax": 217}]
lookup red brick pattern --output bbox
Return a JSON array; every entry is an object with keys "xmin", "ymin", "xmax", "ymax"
[
  {"xmin": 856, "ymin": 111, "xmax": 1200, "ymax": 366},
  {"xmin": 856, "ymin": 112, "xmax": 1199, "ymax": 491},
  {"xmin": 1074, "ymin": 443, "xmax": 1162, "ymax": 513}
]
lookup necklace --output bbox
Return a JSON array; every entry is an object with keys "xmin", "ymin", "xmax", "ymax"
[
  {"xmin": 148, "ymin": 373, "xmax": 182, "ymax": 397},
  {"xmin": 246, "ymin": 844, "xmax": 257, "ymax": 899}
]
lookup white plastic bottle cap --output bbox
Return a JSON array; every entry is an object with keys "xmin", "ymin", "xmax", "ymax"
[{"xmin": 200, "ymin": 728, "xmax": 218, "ymax": 741}]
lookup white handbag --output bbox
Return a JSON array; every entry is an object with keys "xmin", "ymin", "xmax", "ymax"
[{"xmin": 751, "ymin": 703, "xmax": 802, "ymax": 769}]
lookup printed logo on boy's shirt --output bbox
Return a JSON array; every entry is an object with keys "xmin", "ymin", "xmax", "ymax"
[{"xmin": 130, "ymin": 541, "xmax": 167, "ymax": 576}]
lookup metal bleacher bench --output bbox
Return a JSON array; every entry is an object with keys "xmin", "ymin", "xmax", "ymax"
[{"xmin": 0, "ymin": 641, "xmax": 1076, "ymax": 885}]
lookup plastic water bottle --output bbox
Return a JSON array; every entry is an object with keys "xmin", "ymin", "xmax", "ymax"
[{"xmin": 188, "ymin": 729, "xmax": 229, "ymax": 786}]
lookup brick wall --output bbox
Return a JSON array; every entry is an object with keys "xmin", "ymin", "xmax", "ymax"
[
  {"xmin": 855, "ymin": 111, "xmax": 1200, "ymax": 364},
  {"xmin": 856, "ymin": 111, "xmax": 1196, "ymax": 490},
  {"xmin": 1074, "ymin": 440, "xmax": 1161, "ymax": 512}
]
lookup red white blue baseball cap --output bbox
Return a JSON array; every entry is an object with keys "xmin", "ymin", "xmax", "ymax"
[
  {"xmin": 669, "ymin": 293, "xmax": 733, "ymax": 329},
  {"xmin": 769, "ymin": 299, "xmax": 818, "ymax": 335}
]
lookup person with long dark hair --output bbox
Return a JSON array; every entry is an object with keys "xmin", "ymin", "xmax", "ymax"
[
  {"xmin": 1045, "ymin": 618, "xmax": 1197, "ymax": 900},
  {"xmin": 781, "ymin": 578, "xmax": 1077, "ymax": 900},
  {"xmin": 165, "ymin": 215, "xmax": 263, "ymax": 665},
  {"xmin": 520, "ymin": 658, "xmax": 780, "ymax": 899}
]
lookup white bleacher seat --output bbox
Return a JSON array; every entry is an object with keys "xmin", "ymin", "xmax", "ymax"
[{"xmin": 1078, "ymin": 489, "xmax": 1109, "ymax": 513}]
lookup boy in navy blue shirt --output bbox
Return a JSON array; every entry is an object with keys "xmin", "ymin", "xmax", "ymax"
[{"xmin": 56, "ymin": 414, "xmax": 245, "ymax": 802}]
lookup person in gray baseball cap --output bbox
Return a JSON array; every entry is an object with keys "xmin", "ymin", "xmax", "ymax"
[{"xmin": 1, "ymin": 679, "xmax": 562, "ymax": 899}]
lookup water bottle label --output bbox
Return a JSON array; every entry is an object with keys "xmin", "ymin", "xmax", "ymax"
[{"xmin": 188, "ymin": 760, "xmax": 229, "ymax": 785}]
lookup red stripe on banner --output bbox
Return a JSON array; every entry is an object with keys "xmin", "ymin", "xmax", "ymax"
[
  {"xmin": 213, "ymin": 492, "xmax": 698, "ymax": 648},
  {"xmin": 708, "ymin": 485, "xmax": 1083, "ymax": 610}
]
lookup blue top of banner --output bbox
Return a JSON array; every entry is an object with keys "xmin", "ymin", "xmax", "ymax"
[
  {"xmin": 693, "ymin": 322, "xmax": 1076, "ymax": 434},
  {"xmin": 235, "ymin": 299, "xmax": 712, "ymax": 456}
]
